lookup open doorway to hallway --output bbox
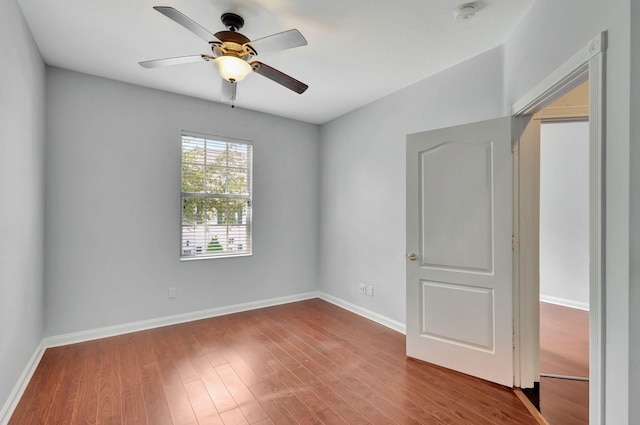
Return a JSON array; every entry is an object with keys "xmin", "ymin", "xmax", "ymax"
[
  {"xmin": 537, "ymin": 82, "xmax": 590, "ymax": 424},
  {"xmin": 512, "ymin": 31, "xmax": 605, "ymax": 425}
]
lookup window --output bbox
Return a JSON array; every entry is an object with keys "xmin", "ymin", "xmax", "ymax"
[{"xmin": 181, "ymin": 133, "xmax": 252, "ymax": 259}]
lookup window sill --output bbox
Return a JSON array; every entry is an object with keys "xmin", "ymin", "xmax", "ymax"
[{"xmin": 180, "ymin": 253, "xmax": 252, "ymax": 261}]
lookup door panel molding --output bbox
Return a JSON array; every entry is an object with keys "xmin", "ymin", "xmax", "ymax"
[
  {"xmin": 420, "ymin": 141, "xmax": 494, "ymax": 273},
  {"xmin": 421, "ymin": 280, "xmax": 495, "ymax": 352}
]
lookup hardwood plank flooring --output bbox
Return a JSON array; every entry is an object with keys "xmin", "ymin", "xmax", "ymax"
[
  {"xmin": 539, "ymin": 301, "xmax": 589, "ymax": 425},
  {"xmin": 9, "ymin": 299, "xmax": 538, "ymax": 424}
]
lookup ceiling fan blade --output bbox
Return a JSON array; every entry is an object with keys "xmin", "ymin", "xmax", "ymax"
[
  {"xmin": 250, "ymin": 61, "xmax": 308, "ymax": 94},
  {"xmin": 220, "ymin": 79, "xmax": 237, "ymax": 104},
  {"xmin": 247, "ymin": 29, "xmax": 307, "ymax": 54},
  {"xmin": 139, "ymin": 55, "xmax": 211, "ymax": 68},
  {"xmin": 153, "ymin": 6, "xmax": 217, "ymax": 42}
]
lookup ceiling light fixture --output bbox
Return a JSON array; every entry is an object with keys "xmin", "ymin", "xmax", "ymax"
[
  {"xmin": 213, "ymin": 55, "xmax": 252, "ymax": 82},
  {"xmin": 453, "ymin": 3, "xmax": 478, "ymax": 21}
]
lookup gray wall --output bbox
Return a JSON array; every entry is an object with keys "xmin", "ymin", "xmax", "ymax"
[
  {"xmin": 318, "ymin": 46, "xmax": 505, "ymax": 325},
  {"xmin": 539, "ymin": 121, "xmax": 590, "ymax": 308},
  {"xmin": 44, "ymin": 68, "xmax": 320, "ymax": 336},
  {"xmin": 629, "ymin": 2, "xmax": 640, "ymax": 424},
  {"xmin": 0, "ymin": 0, "xmax": 46, "ymax": 414}
]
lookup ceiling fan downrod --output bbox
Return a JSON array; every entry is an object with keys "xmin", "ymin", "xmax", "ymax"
[{"xmin": 221, "ymin": 13, "xmax": 244, "ymax": 32}]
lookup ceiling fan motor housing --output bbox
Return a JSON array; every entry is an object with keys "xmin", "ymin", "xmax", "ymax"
[
  {"xmin": 210, "ymin": 40, "xmax": 255, "ymax": 60},
  {"xmin": 212, "ymin": 13, "xmax": 254, "ymax": 59}
]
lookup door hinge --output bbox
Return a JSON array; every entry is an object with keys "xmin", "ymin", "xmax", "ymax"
[
  {"xmin": 512, "ymin": 332, "xmax": 517, "ymax": 349},
  {"xmin": 511, "ymin": 138, "xmax": 518, "ymax": 153},
  {"xmin": 512, "ymin": 235, "xmax": 518, "ymax": 250}
]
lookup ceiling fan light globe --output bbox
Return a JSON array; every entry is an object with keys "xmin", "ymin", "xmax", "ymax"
[{"xmin": 214, "ymin": 56, "xmax": 252, "ymax": 82}]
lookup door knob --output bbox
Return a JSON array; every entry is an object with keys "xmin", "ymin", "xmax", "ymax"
[{"xmin": 407, "ymin": 252, "xmax": 418, "ymax": 261}]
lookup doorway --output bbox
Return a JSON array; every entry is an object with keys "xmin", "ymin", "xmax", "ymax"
[
  {"xmin": 536, "ymin": 85, "xmax": 590, "ymax": 424},
  {"xmin": 512, "ymin": 33, "xmax": 605, "ymax": 425}
]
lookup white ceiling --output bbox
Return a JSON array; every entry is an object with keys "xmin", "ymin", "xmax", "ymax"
[{"xmin": 17, "ymin": 0, "xmax": 535, "ymax": 124}]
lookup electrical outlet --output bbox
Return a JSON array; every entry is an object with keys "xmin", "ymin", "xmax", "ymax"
[
  {"xmin": 168, "ymin": 287, "xmax": 177, "ymax": 299},
  {"xmin": 367, "ymin": 285, "xmax": 374, "ymax": 296},
  {"xmin": 359, "ymin": 283, "xmax": 367, "ymax": 295}
]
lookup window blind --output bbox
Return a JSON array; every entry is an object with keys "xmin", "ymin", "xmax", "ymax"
[{"xmin": 180, "ymin": 133, "xmax": 252, "ymax": 259}]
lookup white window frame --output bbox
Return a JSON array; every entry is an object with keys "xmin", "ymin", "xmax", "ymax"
[{"xmin": 180, "ymin": 131, "xmax": 253, "ymax": 260}]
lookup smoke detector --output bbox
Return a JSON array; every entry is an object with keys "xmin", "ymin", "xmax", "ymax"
[{"xmin": 453, "ymin": 3, "xmax": 478, "ymax": 21}]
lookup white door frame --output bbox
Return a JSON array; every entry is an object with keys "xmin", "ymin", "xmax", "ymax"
[{"xmin": 511, "ymin": 32, "xmax": 606, "ymax": 424}]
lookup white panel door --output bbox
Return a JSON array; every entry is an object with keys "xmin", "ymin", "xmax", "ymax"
[{"xmin": 406, "ymin": 117, "xmax": 513, "ymax": 386}]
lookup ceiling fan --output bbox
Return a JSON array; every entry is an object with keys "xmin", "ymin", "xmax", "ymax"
[{"xmin": 140, "ymin": 6, "xmax": 309, "ymax": 106}]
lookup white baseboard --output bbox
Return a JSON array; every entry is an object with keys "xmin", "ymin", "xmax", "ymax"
[
  {"xmin": 540, "ymin": 295, "xmax": 589, "ymax": 311},
  {"xmin": 45, "ymin": 291, "xmax": 320, "ymax": 348},
  {"xmin": 1, "ymin": 290, "xmax": 404, "ymax": 424},
  {"xmin": 45, "ymin": 291, "xmax": 406, "ymax": 347},
  {"xmin": 317, "ymin": 292, "xmax": 406, "ymax": 334},
  {"xmin": 0, "ymin": 341, "xmax": 46, "ymax": 425}
]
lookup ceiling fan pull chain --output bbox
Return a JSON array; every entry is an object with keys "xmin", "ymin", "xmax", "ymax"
[{"xmin": 230, "ymin": 79, "xmax": 237, "ymax": 108}]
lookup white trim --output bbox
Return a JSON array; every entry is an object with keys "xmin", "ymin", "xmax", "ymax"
[
  {"xmin": 512, "ymin": 128, "xmax": 522, "ymax": 388},
  {"xmin": 511, "ymin": 32, "xmax": 606, "ymax": 116},
  {"xmin": 317, "ymin": 292, "xmax": 406, "ymax": 334},
  {"xmin": 535, "ymin": 106, "xmax": 589, "ymax": 121},
  {"xmin": 512, "ymin": 116, "xmax": 542, "ymax": 389},
  {"xmin": 44, "ymin": 292, "xmax": 319, "ymax": 348},
  {"xmin": 180, "ymin": 130, "xmax": 253, "ymax": 146},
  {"xmin": 41, "ymin": 292, "xmax": 408, "ymax": 347},
  {"xmin": 0, "ymin": 341, "xmax": 47, "ymax": 425},
  {"xmin": 587, "ymin": 42, "xmax": 605, "ymax": 425},
  {"xmin": 540, "ymin": 296, "xmax": 590, "ymax": 311},
  {"xmin": 43, "ymin": 292, "xmax": 406, "ymax": 348},
  {"xmin": 511, "ymin": 31, "xmax": 606, "ymax": 425}
]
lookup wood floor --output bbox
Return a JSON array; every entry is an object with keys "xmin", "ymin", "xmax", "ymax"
[
  {"xmin": 539, "ymin": 301, "xmax": 590, "ymax": 425},
  {"xmin": 9, "ymin": 299, "xmax": 538, "ymax": 425}
]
